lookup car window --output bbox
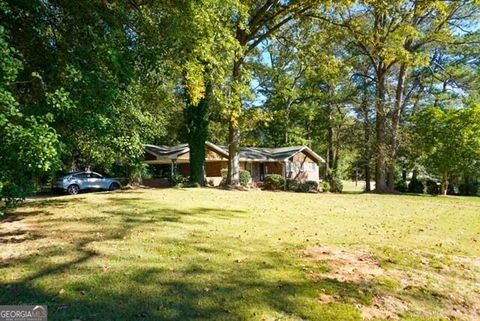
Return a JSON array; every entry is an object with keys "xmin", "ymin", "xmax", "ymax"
[
  {"xmin": 74, "ymin": 173, "xmax": 89, "ymax": 179},
  {"xmin": 90, "ymin": 173, "xmax": 103, "ymax": 179}
]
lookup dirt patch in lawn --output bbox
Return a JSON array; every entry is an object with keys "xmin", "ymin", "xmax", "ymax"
[
  {"xmin": 304, "ymin": 246, "xmax": 384, "ymax": 284},
  {"xmin": 303, "ymin": 246, "xmax": 480, "ymax": 321},
  {"xmin": 361, "ymin": 295, "xmax": 409, "ymax": 320}
]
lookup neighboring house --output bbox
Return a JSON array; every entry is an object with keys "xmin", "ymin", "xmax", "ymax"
[{"xmin": 144, "ymin": 142, "xmax": 324, "ymax": 186}]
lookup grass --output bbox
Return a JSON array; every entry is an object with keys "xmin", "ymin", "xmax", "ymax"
[{"xmin": 1, "ymin": 187, "xmax": 479, "ymax": 320}]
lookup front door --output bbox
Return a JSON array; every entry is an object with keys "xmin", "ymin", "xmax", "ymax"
[{"xmin": 260, "ymin": 163, "xmax": 266, "ymax": 181}]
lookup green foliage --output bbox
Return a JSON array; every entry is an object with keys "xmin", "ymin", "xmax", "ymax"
[
  {"xmin": 413, "ymin": 105, "xmax": 480, "ymax": 192},
  {"xmin": 395, "ymin": 180, "xmax": 408, "ymax": 193},
  {"xmin": 220, "ymin": 168, "xmax": 228, "ymax": 180},
  {"xmin": 297, "ymin": 181, "xmax": 319, "ymax": 193},
  {"xmin": 169, "ymin": 174, "xmax": 189, "ymax": 187},
  {"xmin": 221, "ymin": 168, "xmax": 251, "ymax": 187},
  {"xmin": 264, "ymin": 174, "xmax": 285, "ymax": 191},
  {"xmin": 329, "ymin": 177, "xmax": 343, "ymax": 193},
  {"xmin": 458, "ymin": 181, "xmax": 480, "ymax": 196},
  {"xmin": 239, "ymin": 170, "xmax": 251, "ymax": 187},
  {"xmin": 286, "ymin": 179, "xmax": 300, "ymax": 191},
  {"xmin": 426, "ymin": 180, "xmax": 440, "ymax": 195},
  {"xmin": 408, "ymin": 178, "xmax": 424, "ymax": 194},
  {"xmin": 286, "ymin": 179, "xmax": 319, "ymax": 193},
  {"xmin": 322, "ymin": 181, "xmax": 331, "ymax": 193},
  {"xmin": 0, "ymin": 21, "xmax": 60, "ymax": 211}
]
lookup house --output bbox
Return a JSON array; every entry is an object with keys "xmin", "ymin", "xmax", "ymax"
[{"xmin": 144, "ymin": 141, "xmax": 324, "ymax": 186}]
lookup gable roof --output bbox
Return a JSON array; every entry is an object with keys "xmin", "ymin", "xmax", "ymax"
[
  {"xmin": 145, "ymin": 142, "xmax": 325, "ymax": 163},
  {"xmin": 216, "ymin": 145, "xmax": 324, "ymax": 163},
  {"xmin": 145, "ymin": 144, "xmax": 189, "ymax": 159}
]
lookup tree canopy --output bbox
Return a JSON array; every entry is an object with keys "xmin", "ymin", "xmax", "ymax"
[{"xmin": 1, "ymin": 0, "xmax": 479, "ymax": 208}]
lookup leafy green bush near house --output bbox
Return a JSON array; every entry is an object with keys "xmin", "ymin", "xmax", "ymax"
[
  {"xmin": 286, "ymin": 179, "xmax": 318, "ymax": 193},
  {"xmin": 329, "ymin": 177, "xmax": 343, "ymax": 193},
  {"xmin": 286, "ymin": 179, "xmax": 300, "ymax": 191},
  {"xmin": 395, "ymin": 179, "xmax": 408, "ymax": 193},
  {"xmin": 297, "ymin": 180, "xmax": 319, "ymax": 193},
  {"xmin": 264, "ymin": 174, "xmax": 285, "ymax": 190},
  {"xmin": 408, "ymin": 177, "xmax": 424, "ymax": 193},
  {"xmin": 321, "ymin": 181, "xmax": 330, "ymax": 192},
  {"xmin": 426, "ymin": 179, "xmax": 440, "ymax": 195},
  {"xmin": 221, "ymin": 168, "xmax": 251, "ymax": 187},
  {"xmin": 169, "ymin": 174, "xmax": 188, "ymax": 187},
  {"xmin": 239, "ymin": 170, "xmax": 252, "ymax": 187}
]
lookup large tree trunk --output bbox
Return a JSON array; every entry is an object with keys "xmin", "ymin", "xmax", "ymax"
[
  {"xmin": 226, "ymin": 56, "xmax": 243, "ymax": 186},
  {"xmin": 326, "ymin": 102, "xmax": 335, "ymax": 180},
  {"xmin": 440, "ymin": 172, "xmax": 449, "ymax": 196},
  {"xmin": 374, "ymin": 68, "xmax": 389, "ymax": 193},
  {"xmin": 387, "ymin": 63, "xmax": 408, "ymax": 190},
  {"xmin": 185, "ymin": 86, "xmax": 210, "ymax": 186},
  {"xmin": 227, "ymin": 118, "xmax": 240, "ymax": 185},
  {"xmin": 362, "ymin": 101, "xmax": 372, "ymax": 192}
]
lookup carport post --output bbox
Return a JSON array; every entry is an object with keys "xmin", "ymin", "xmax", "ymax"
[{"xmin": 171, "ymin": 160, "xmax": 176, "ymax": 177}]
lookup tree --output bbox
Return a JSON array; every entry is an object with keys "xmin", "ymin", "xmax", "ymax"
[
  {"xmin": 0, "ymin": 16, "xmax": 60, "ymax": 211},
  {"xmin": 225, "ymin": 0, "xmax": 323, "ymax": 185},
  {"xmin": 413, "ymin": 104, "xmax": 480, "ymax": 195},
  {"xmin": 311, "ymin": 0, "xmax": 480, "ymax": 192}
]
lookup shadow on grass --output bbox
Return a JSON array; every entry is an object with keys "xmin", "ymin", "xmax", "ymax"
[
  {"xmin": 1, "ymin": 247, "xmax": 367, "ymax": 321},
  {"xmin": 1, "ymin": 194, "xmax": 462, "ymax": 320},
  {"xmin": 0, "ymin": 197, "xmax": 365, "ymax": 320}
]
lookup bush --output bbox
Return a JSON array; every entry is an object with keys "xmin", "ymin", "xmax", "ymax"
[
  {"xmin": 426, "ymin": 179, "xmax": 440, "ymax": 195},
  {"xmin": 286, "ymin": 179, "xmax": 300, "ymax": 191},
  {"xmin": 169, "ymin": 174, "xmax": 188, "ymax": 187},
  {"xmin": 458, "ymin": 181, "xmax": 480, "ymax": 196},
  {"xmin": 264, "ymin": 174, "xmax": 285, "ymax": 190},
  {"xmin": 408, "ymin": 177, "xmax": 424, "ymax": 193},
  {"xmin": 0, "ymin": 183, "xmax": 33, "ymax": 215},
  {"xmin": 220, "ymin": 168, "xmax": 228, "ymax": 180},
  {"xmin": 329, "ymin": 177, "xmax": 343, "ymax": 193},
  {"xmin": 321, "ymin": 181, "xmax": 331, "ymax": 193},
  {"xmin": 395, "ymin": 179, "xmax": 408, "ymax": 193},
  {"xmin": 239, "ymin": 170, "xmax": 251, "ymax": 187},
  {"xmin": 220, "ymin": 168, "xmax": 251, "ymax": 186},
  {"xmin": 298, "ymin": 180, "xmax": 319, "ymax": 193}
]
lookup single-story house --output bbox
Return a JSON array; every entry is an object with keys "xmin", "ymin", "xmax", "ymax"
[{"xmin": 144, "ymin": 141, "xmax": 324, "ymax": 186}]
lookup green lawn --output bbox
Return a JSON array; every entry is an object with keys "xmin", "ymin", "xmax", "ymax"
[{"xmin": 1, "ymin": 188, "xmax": 479, "ymax": 320}]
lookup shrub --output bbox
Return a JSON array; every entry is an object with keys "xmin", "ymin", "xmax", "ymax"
[
  {"xmin": 298, "ymin": 180, "xmax": 319, "ymax": 193},
  {"xmin": 321, "ymin": 181, "xmax": 331, "ymax": 193},
  {"xmin": 169, "ymin": 174, "xmax": 188, "ymax": 187},
  {"xmin": 220, "ymin": 168, "xmax": 251, "ymax": 186},
  {"xmin": 264, "ymin": 174, "xmax": 285, "ymax": 190},
  {"xmin": 458, "ymin": 181, "xmax": 480, "ymax": 196},
  {"xmin": 0, "ymin": 183, "xmax": 32, "ymax": 215},
  {"xmin": 286, "ymin": 179, "xmax": 300, "ymax": 191},
  {"xmin": 395, "ymin": 179, "xmax": 408, "ymax": 193},
  {"xmin": 239, "ymin": 170, "xmax": 251, "ymax": 187},
  {"xmin": 329, "ymin": 177, "xmax": 343, "ymax": 193},
  {"xmin": 220, "ymin": 168, "xmax": 228, "ymax": 180},
  {"xmin": 426, "ymin": 179, "xmax": 440, "ymax": 195},
  {"xmin": 408, "ymin": 177, "xmax": 424, "ymax": 193}
]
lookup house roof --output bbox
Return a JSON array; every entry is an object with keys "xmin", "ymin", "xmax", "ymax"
[
  {"xmin": 145, "ymin": 142, "xmax": 325, "ymax": 163},
  {"xmin": 145, "ymin": 144, "xmax": 189, "ymax": 159}
]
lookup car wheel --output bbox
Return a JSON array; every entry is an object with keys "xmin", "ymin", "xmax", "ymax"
[
  {"xmin": 109, "ymin": 182, "xmax": 120, "ymax": 191},
  {"xmin": 67, "ymin": 184, "xmax": 80, "ymax": 195}
]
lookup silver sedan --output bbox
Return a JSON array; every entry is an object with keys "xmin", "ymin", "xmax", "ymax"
[{"xmin": 54, "ymin": 171, "xmax": 121, "ymax": 195}]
